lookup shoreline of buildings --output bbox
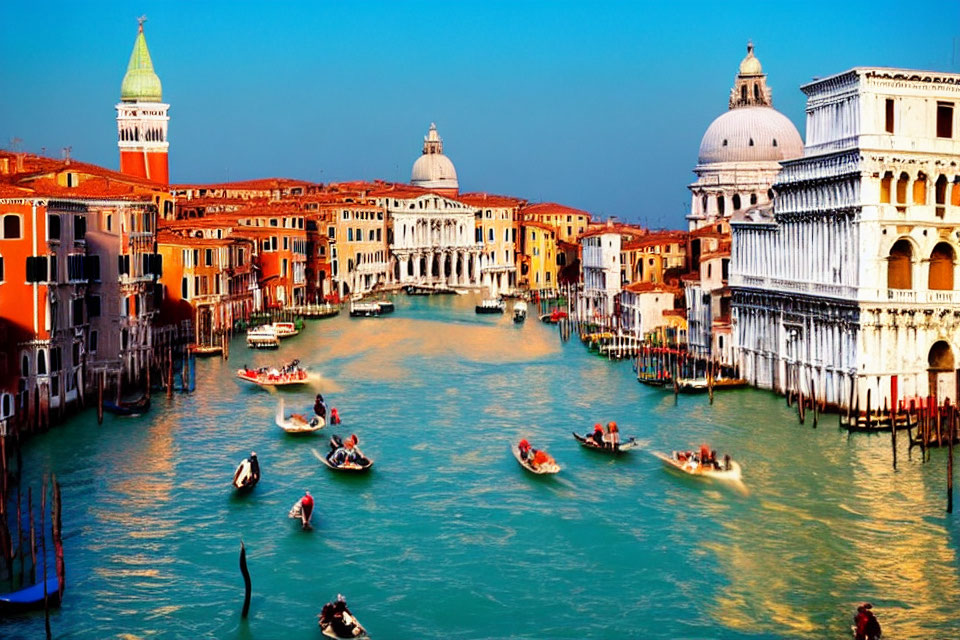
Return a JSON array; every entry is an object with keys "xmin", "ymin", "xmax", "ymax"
[{"xmin": 1, "ymin": 23, "xmax": 959, "ymax": 441}]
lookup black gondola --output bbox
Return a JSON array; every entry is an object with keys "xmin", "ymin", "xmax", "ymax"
[
  {"xmin": 232, "ymin": 454, "xmax": 261, "ymax": 491},
  {"xmin": 102, "ymin": 395, "xmax": 151, "ymax": 416},
  {"xmin": 572, "ymin": 431, "xmax": 638, "ymax": 453}
]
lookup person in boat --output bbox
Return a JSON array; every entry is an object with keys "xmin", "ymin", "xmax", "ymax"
[
  {"xmin": 314, "ymin": 393, "xmax": 327, "ymax": 420},
  {"xmin": 589, "ymin": 424, "xmax": 604, "ymax": 447},
  {"xmin": 344, "ymin": 435, "xmax": 369, "ymax": 466},
  {"xmin": 531, "ymin": 449, "xmax": 554, "ymax": 470},
  {"xmin": 605, "ymin": 421, "xmax": 621, "ymax": 450},
  {"xmin": 853, "ymin": 603, "xmax": 882, "ymax": 640},
  {"xmin": 330, "ymin": 407, "xmax": 341, "ymax": 425},
  {"xmin": 248, "ymin": 451, "xmax": 260, "ymax": 484},
  {"xmin": 319, "ymin": 594, "xmax": 362, "ymax": 637},
  {"xmin": 518, "ymin": 438, "xmax": 533, "ymax": 462},
  {"xmin": 723, "ymin": 454, "xmax": 732, "ymax": 471},
  {"xmin": 288, "ymin": 490, "xmax": 314, "ymax": 529}
]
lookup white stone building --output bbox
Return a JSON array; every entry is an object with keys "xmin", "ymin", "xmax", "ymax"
[
  {"xmin": 686, "ymin": 43, "xmax": 803, "ymax": 359},
  {"xmin": 579, "ymin": 227, "xmax": 622, "ymax": 320},
  {"xmin": 731, "ymin": 67, "xmax": 960, "ymax": 409}
]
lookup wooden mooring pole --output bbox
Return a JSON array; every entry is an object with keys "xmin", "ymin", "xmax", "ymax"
[
  {"xmin": 948, "ymin": 404, "xmax": 955, "ymax": 514},
  {"xmin": 240, "ymin": 541, "xmax": 252, "ymax": 618}
]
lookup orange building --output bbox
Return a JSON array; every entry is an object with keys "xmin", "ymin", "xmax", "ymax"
[
  {"xmin": 233, "ymin": 205, "xmax": 308, "ymax": 307},
  {"xmin": 520, "ymin": 202, "xmax": 592, "ymax": 243}
]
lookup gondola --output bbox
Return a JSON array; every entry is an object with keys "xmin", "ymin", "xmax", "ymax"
[
  {"xmin": 318, "ymin": 440, "xmax": 373, "ymax": 473},
  {"xmin": 232, "ymin": 454, "xmax": 260, "ymax": 492},
  {"xmin": 652, "ymin": 451, "xmax": 742, "ymax": 482},
  {"xmin": 103, "ymin": 395, "xmax": 150, "ymax": 416},
  {"xmin": 511, "ymin": 444, "xmax": 560, "ymax": 475},
  {"xmin": 572, "ymin": 431, "xmax": 639, "ymax": 452},
  {"xmin": 0, "ymin": 577, "xmax": 61, "ymax": 614},
  {"xmin": 275, "ymin": 399, "xmax": 324, "ymax": 434},
  {"xmin": 675, "ymin": 377, "xmax": 748, "ymax": 393}
]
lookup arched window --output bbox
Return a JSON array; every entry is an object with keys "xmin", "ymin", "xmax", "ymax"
[
  {"xmin": 929, "ymin": 242, "xmax": 954, "ymax": 290},
  {"xmin": 935, "ymin": 175, "xmax": 948, "ymax": 217},
  {"xmin": 896, "ymin": 172, "xmax": 909, "ymax": 203},
  {"xmin": 2, "ymin": 214, "xmax": 21, "ymax": 239},
  {"xmin": 953, "ymin": 178, "xmax": 960, "ymax": 207},
  {"xmin": 913, "ymin": 172, "xmax": 927, "ymax": 204},
  {"xmin": 750, "ymin": 194, "xmax": 757, "ymax": 205},
  {"xmin": 741, "ymin": 85, "xmax": 747, "ymax": 101},
  {"xmin": 701, "ymin": 195, "xmax": 708, "ymax": 214},
  {"xmin": 772, "ymin": 138, "xmax": 778, "ymax": 147},
  {"xmin": 748, "ymin": 138, "xmax": 755, "ymax": 147},
  {"xmin": 717, "ymin": 196, "xmax": 725, "ymax": 216},
  {"xmin": 929, "ymin": 341, "xmax": 955, "ymax": 371},
  {"xmin": 880, "ymin": 171, "xmax": 893, "ymax": 204},
  {"xmin": 887, "ymin": 239, "xmax": 913, "ymax": 289},
  {"xmin": 733, "ymin": 194, "xmax": 741, "ymax": 210},
  {"xmin": 37, "ymin": 350, "xmax": 46, "ymax": 375},
  {"xmin": 753, "ymin": 83, "xmax": 760, "ymax": 101},
  {"xmin": 21, "ymin": 354, "xmax": 28, "ymax": 377}
]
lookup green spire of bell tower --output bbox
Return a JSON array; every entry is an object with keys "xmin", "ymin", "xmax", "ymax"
[{"xmin": 120, "ymin": 17, "xmax": 163, "ymax": 103}]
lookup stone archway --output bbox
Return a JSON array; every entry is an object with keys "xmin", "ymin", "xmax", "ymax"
[{"xmin": 928, "ymin": 340, "xmax": 956, "ymax": 402}]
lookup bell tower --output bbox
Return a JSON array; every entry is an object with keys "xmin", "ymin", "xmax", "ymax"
[
  {"xmin": 729, "ymin": 41, "xmax": 773, "ymax": 109},
  {"xmin": 116, "ymin": 17, "xmax": 169, "ymax": 184}
]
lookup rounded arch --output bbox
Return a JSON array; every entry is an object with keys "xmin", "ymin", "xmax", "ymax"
[
  {"xmin": 928, "ymin": 341, "xmax": 955, "ymax": 371},
  {"xmin": 896, "ymin": 172, "xmax": 910, "ymax": 203},
  {"xmin": 732, "ymin": 194, "xmax": 741, "ymax": 210},
  {"xmin": 887, "ymin": 237, "xmax": 914, "ymax": 290},
  {"xmin": 913, "ymin": 171, "xmax": 927, "ymax": 204},
  {"xmin": 880, "ymin": 170, "xmax": 894, "ymax": 204},
  {"xmin": 929, "ymin": 242, "xmax": 955, "ymax": 290}
]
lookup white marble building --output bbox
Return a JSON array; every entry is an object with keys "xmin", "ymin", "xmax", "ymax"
[
  {"xmin": 579, "ymin": 227, "xmax": 621, "ymax": 320},
  {"xmin": 731, "ymin": 67, "xmax": 960, "ymax": 409},
  {"xmin": 685, "ymin": 43, "xmax": 803, "ymax": 360}
]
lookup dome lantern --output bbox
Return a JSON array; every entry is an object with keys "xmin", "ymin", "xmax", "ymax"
[
  {"xmin": 729, "ymin": 41, "xmax": 771, "ymax": 109},
  {"xmin": 411, "ymin": 123, "xmax": 459, "ymax": 194}
]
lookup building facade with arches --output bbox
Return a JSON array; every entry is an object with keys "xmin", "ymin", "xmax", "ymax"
[{"xmin": 731, "ymin": 67, "xmax": 960, "ymax": 409}]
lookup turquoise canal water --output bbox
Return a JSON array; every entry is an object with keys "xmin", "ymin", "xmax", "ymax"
[{"xmin": 4, "ymin": 295, "xmax": 960, "ymax": 639}]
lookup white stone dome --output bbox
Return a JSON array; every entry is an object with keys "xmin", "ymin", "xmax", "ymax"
[
  {"xmin": 411, "ymin": 123, "xmax": 459, "ymax": 191},
  {"xmin": 697, "ymin": 106, "xmax": 802, "ymax": 164},
  {"xmin": 411, "ymin": 153, "xmax": 458, "ymax": 190}
]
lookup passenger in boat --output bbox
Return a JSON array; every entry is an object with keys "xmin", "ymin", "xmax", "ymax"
[
  {"xmin": 518, "ymin": 439, "xmax": 532, "ymax": 461},
  {"xmin": 314, "ymin": 394, "xmax": 327, "ymax": 420},
  {"xmin": 330, "ymin": 407, "xmax": 341, "ymax": 425},
  {"xmin": 248, "ymin": 452, "xmax": 260, "ymax": 484},
  {"xmin": 590, "ymin": 424, "xmax": 604, "ymax": 447},
  {"xmin": 606, "ymin": 421, "xmax": 621, "ymax": 449},
  {"xmin": 723, "ymin": 454, "xmax": 732, "ymax": 471},
  {"xmin": 532, "ymin": 449, "xmax": 553, "ymax": 469},
  {"xmin": 321, "ymin": 595, "xmax": 360, "ymax": 637},
  {"xmin": 300, "ymin": 490, "xmax": 314, "ymax": 530},
  {"xmin": 345, "ymin": 435, "xmax": 366, "ymax": 465},
  {"xmin": 853, "ymin": 603, "xmax": 882, "ymax": 640}
]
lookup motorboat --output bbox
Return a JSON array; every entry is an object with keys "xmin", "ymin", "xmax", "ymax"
[
  {"xmin": 271, "ymin": 321, "xmax": 300, "ymax": 339},
  {"xmin": 350, "ymin": 302, "xmax": 382, "ymax": 318},
  {"xmin": 247, "ymin": 325, "xmax": 280, "ymax": 349},
  {"xmin": 377, "ymin": 300, "xmax": 395, "ymax": 314},
  {"xmin": 475, "ymin": 298, "xmax": 505, "ymax": 314},
  {"xmin": 275, "ymin": 399, "xmax": 324, "ymax": 434},
  {"xmin": 512, "ymin": 301, "xmax": 527, "ymax": 323},
  {"xmin": 103, "ymin": 395, "xmax": 150, "ymax": 417},
  {"xmin": 190, "ymin": 343, "xmax": 223, "ymax": 357},
  {"xmin": 236, "ymin": 360, "xmax": 309, "ymax": 387},
  {"xmin": 512, "ymin": 443, "xmax": 560, "ymax": 475},
  {"xmin": 572, "ymin": 431, "xmax": 638, "ymax": 453},
  {"xmin": 232, "ymin": 454, "xmax": 260, "ymax": 492},
  {"xmin": 675, "ymin": 377, "xmax": 749, "ymax": 393},
  {"xmin": 0, "ymin": 577, "xmax": 61, "ymax": 613},
  {"xmin": 653, "ymin": 450, "xmax": 742, "ymax": 482}
]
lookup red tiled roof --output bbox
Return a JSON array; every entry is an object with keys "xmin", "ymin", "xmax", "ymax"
[
  {"xmin": 623, "ymin": 281, "xmax": 682, "ymax": 294},
  {"xmin": 171, "ymin": 178, "xmax": 318, "ymax": 190},
  {"xmin": 458, "ymin": 192, "xmax": 526, "ymax": 208},
  {"xmin": 522, "ymin": 202, "xmax": 593, "ymax": 219}
]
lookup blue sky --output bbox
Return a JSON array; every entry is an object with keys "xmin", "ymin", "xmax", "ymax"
[{"xmin": 1, "ymin": 1, "xmax": 958, "ymax": 227}]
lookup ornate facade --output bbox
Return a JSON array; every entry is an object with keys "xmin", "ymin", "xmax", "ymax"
[{"xmin": 731, "ymin": 67, "xmax": 960, "ymax": 409}]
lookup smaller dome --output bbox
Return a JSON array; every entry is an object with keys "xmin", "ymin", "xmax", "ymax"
[
  {"xmin": 121, "ymin": 24, "xmax": 162, "ymax": 102},
  {"xmin": 411, "ymin": 154, "xmax": 458, "ymax": 190},
  {"xmin": 738, "ymin": 42, "xmax": 763, "ymax": 76}
]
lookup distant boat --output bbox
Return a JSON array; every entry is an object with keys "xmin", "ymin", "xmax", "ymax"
[
  {"xmin": 236, "ymin": 360, "xmax": 309, "ymax": 387},
  {"xmin": 475, "ymin": 299, "xmax": 505, "ymax": 314},
  {"xmin": 0, "ymin": 576, "xmax": 61, "ymax": 614},
  {"xmin": 377, "ymin": 300, "xmax": 395, "ymax": 314},
  {"xmin": 275, "ymin": 399, "xmax": 324, "ymax": 434},
  {"xmin": 572, "ymin": 431, "xmax": 638, "ymax": 453},
  {"xmin": 247, "ymin": 325, "xmax": 280, "ymax": 349},
  {"xmin": 512, "ymin": 301, "xmax": 527, "ymax": 323},
  {"xmin": 190, "ymin": 343, "xmax": 223, "ymax": 357},
  {"xmin": 271, "ymin": 321, "xmax": 300, "ymax": 339},
  {"xmin": 675, "ymin": 377, "xmax": 748, "ymax": 394},
  {"xmin": 653, "ymin": 450, "xmax": 742, "ymax": 482},
  {"xmin": 539, "ymin": 309, "xmax": 567, "ymax": 323},
  {"xmin": 103, "ymin": 395, "xmax": 150, "ymax": 417},
  {"xmin": 512, "ymin": 444, "xmax": 560, "ymax": 475},
  {"xmin": 350, "ymin": 302, "xmax": 382, "ymax": 317}
]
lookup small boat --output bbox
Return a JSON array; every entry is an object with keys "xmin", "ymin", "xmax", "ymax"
[
  {"xmin": 512, "ymin": 301, "xmax": 527, "ymax": 323},
  {"xmin": 319, "ymin": 436, "xmax": 373, "ymax": 473},
  {"xmin": 653, "ymin": 450, "xmax": 742, "ymax": 482},
  {"xmin": 236, "ymin": 360, "xmax": 309, "ymax": 387},
  {"xmin": 319, "ymin": 598, "xmax": 369, "ymax": 638},
  {"xmin": 475, "ymin": 298, "xmax": 505, "ymax": 314},
  {"xmin": 103, "ymin": 395, "xmax": 150, "ymax": 417},
  {"xmin": 232, "ymin": 454, "xmax": 260, "ymax": 492},
  {"xmin": 190, "ymin": 343, "xmax": 223, "ymax": 357},
  {"xmin": 512, "ymin": 443, "xmax": 560, "ymax": 475},
  {"xmin": 377, "ymin": 300, "xmax": 395, "ymax": 314},
  {"xmin": 247, "ymin": 325, "xmax": 280, "ymax": 349},
  {"xmin": 0, "ymin": 577, "xmax": 61, "ymax": 613},
  {"xmin": 539, "ymin": 309, "xmax": 568, "ymax": 323},
  {"xmin": 275, "ymin": 399, "xmax": 324, "ymax": 434},
  {"xmin": 404, "ymin": 284, "xmax": 455, "ymax": 296},
  {"xmin": 350, "ymin": 302, "xmax": 382, "ymax": 317},
  {"xmin": 572, "ymin": 431, "xmax": 639, "ymax": 452},
  {"xmin": 271, "ymin": 321, "xmax": 299, "ymax": 339},
  {"xmin": 676, "ymin": 377, "xmax": 749, "ymax": 394}
]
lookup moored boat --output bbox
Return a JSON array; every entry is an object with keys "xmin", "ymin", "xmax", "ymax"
[
  {"xmin": 377, "ymin": 300, "xmax": 395, "ymax": 314},
  {"xmin": 539, "ymin": 309, "xmax": 568, "ymax": 323},
  {"xmin": 103, "ymin": 395, "xmax": 150, "ymax": 416},
  {"xmin": 512, "ymin": 301, "xmax": 527, "ymax": 323},
  {"xmin": 271, "ymin": 321, "xmax": 299, "ymax": 338},
  {"xmin": 0, "ymin": 577, "xmax": 61, "ymax": 613},
  {"xmin": 475, "ymin": 298, "xmax": 505, "ymax": 314},
  {"xmin": 572, "ymin": 431, "xmax": 638, "ymax": 452},
  {"xmin": 247, "ymin": 325, "xmax": 280, "ymax": 349},
  {"xmin": 350, "ymin": 302, "xmax": 382, "ymax": 317},
  {"xmin": 236, "ymin": 360, "xmax": 309, "ymax": 387},
  {"xmin": 653, "ymin": 450, "xmax": 742, "ymax": 482},
  {"xmin": 190, "ymin": 343, "xmax": 223, "ymax": 357},
  {"xmin": 675, "ymin": 377, "xmax": 749, "ymax": 393}
]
